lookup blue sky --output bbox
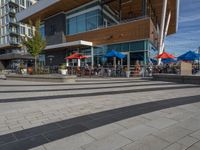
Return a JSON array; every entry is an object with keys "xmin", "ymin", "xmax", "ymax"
[{"xmin": 165, "ymin": 0, "xmax": 200, "ymax": 56}]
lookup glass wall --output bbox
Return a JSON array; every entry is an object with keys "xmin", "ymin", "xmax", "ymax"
[
  {"xmin": 39, "ymin": 24, "xmax": 45, "ymax": 39},
  {"xmin": 77, "ymin": 40, "xmax": 154, "ymax": 66},
  {"xmin": 66, "ymin": 1, "xmax": 118, "ymax": 35},
  {"xmin": 67, "ymin": 9, "xmax": 101, "ymax": 35},
  {"xmin": 106, "ymin": 41, "xmax": 148, "ymax": 53}
]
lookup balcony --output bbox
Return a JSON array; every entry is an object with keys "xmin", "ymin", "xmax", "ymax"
[
  {"xmin": 9, "ymin": 20, "xmax": 19, "ymax": 26},
  {"xmin": 9, "ymin": 11, "xmax": 16, "ymax": 17},
  {"xmin": 9, "ymin": 40, "xmax": 20, "ymax": 45},
  {"xmin": 8, "ymin": 0, "xmax": 19, "ymax": 7},
  {"xmin": 9, "ymin": 8, "xmax": 17, "ymax": 16},
  {"xmin": 9, "ymin": 29, "xmax": 20, "ymax": 36}
]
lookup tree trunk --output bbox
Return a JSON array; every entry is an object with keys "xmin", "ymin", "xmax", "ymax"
[{"xmin": 35, "ymin": 56, "xmax": 37, "ymax": 73}]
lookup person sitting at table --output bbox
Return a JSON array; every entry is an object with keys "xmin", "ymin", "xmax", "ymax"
[{"xmin": 135, "ymin": 61, "xmax": 141, "ymax": 73}]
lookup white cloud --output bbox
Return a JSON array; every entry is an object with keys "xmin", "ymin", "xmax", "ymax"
[{"xmin": 165, "ymin": 0, "xmax": 200, "ymax": 55}]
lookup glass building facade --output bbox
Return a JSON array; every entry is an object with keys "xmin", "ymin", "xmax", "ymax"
[
  {"xmin": 34, "ymin": 0, "xmax": 158, "ymax": 68},
  {"xmin": 62, "ymin": 2, "xmax": 157, "ymax": 67},
  {"xmin": 39, "ymin": 1, "xmax": 158, "ymax": 68},
  {"xmin": 64, "ymin": 40, "xmax": 157, "ymax": 67},
  {"xmin": 66, "ymin": 1, "xmax": 117, "ymax": 35}
]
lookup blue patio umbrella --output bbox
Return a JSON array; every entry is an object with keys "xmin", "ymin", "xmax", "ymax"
[
  {"xmin": 162, "ymin": 58, "xmax": 177, "ymax": 64},
  {"xmin": 149, "ymin": 58, "xmax": 157, "ymax": 64},
  {"xmin": 177, "ymin": 51, "xmax": 200, "ymax": 61},
  {"xmin": 105, "ymin": 50, "xmax": 126, "ymax": 59}
]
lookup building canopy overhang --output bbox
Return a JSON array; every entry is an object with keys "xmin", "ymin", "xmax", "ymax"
[
  {"xmin": 0, "ymin": 44, "xmax": 21, "ymax": 50},
  {"xmin": 0, "ymin": 53, "xmax": 34, "ymax": 60},
  {"xmin": 16, "ymin": 0, "xmax": 179, "ymax": 35},
  {"xmin": 44, "ymin": 40, "xmax": 93, "ymax": 51}
]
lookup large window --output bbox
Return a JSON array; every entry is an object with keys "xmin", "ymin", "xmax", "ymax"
[
  {"xmin": 77, "ymin": 14, "xmax": 86, "ymax": 33},
  {"xmin": 86, "ymin": 11, "xmax": 98, "ymax": 31},
  {"xmin": 67, "ymin": 10, "xmax": 100, "ymax": 35},
  {"xmin": 68, "ymin": 17, "xmax": 76, "ymax": 35},
  {"xmin": 20, "ymin": 26, "xmax": 25, "ymax": 35},
  {"xmin": 39, "ymin": 24, "xmax": 45, "ymax": 39},
  {"xmin": 65, "ymin": 0, "xmax": 119, "ymax": 35}
]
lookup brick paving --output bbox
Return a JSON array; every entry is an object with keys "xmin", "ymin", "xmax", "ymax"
[{"xmin": 0, "ymin": 79, "xmax": 200, "ymax": 150}]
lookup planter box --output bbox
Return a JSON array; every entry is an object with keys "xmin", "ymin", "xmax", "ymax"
[
  {"xmin": 6, "ymin": 74, "xmax": 76, "ymax": 83},
  {"xmin": 60, "ymin": 69, "xmax": 68, "ymax": 75},
  {"xmin": 126, "ymin": 71, "xmax": 131, "ymax": 78}
]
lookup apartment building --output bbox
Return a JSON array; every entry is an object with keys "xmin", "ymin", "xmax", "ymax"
[{"xmin": 0, "ymin": 0, "xmax": 38, "ymax": 70}]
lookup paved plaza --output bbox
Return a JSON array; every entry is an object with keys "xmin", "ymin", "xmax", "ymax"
[{"xmin": 0, "ymin": 78, "xmax": 200, "ymax": 150}]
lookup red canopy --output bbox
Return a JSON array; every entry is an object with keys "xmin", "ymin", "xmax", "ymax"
[
  {"xmin": 66, "ymin": 53, "xmax": 80, "ymax": 59},
  {"xmin": 66, "ymin": 53, "xmax": 89, "ymax": 59},
  {"xmin": 156, "ymin": 52, "xmax": 175, "ymax": 59},
  {"xmin": 79, "ymin": 55, "xmax": 89, "ymax": 59}
]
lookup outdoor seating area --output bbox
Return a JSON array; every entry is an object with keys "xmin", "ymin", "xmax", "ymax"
[{"xmin": 1, "ymin": 50, "xmax": 200, "ymax": 78}]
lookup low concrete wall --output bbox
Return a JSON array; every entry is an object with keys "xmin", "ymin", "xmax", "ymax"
[
  {"xmin": 6, "ymin": 74, "xmax": 76, "ymax": 83},
  {"xmin": 153, "ymin": 74, "xmax": 200, "ymax": 84}
]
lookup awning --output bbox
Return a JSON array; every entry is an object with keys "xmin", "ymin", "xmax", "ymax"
[
  {"xmin": 0, "ymin": 53, "xmax": 34, "ymax": 60},
  {"xmin": 44, "ymin": 40, "xmax": 93, "ymax": 50}
]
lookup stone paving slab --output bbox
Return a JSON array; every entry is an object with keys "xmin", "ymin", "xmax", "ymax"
[
  {"xmin": 152, "ymin": 125, "xmax": 193, "ymax": 143},
  {"xmin": 163, "ymin": 143, "xmax": 187, "ymax": 150},
  {"xmin": 119, "ymin": 124, "xmax": 158, "ymax": 140},
  {"xmin": 190, "ymin": 130, "xmax": 200, "ymax": 140},
  {"xmin": 177, "ymin": 136, "xmax": 199, "ymax": 147},
  {"xmin": 121, "ymin": 135, "xmax": 170, "ymax": 150},
  {"xmin": 187, "ymin": 141, "xmax": 200, "ymax": 150},
  {"xmin": 44, "ymin": 133, "xmax": 95, "ymax": 150},
  {"xmin": 145, "ymin": 118, "xmax": 177, "ymax": 129},
  {"xmin": 81, "ymin": 134, "xmax": 132, "ymax": 150},
  {"xmin": 86, "ymin": 123, "xmax": 125, "ymax": 140}
]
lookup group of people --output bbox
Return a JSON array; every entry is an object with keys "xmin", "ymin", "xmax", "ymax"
[{"xmin": 152, "ymin": 64, "xmax": 180, "ymax": 74}]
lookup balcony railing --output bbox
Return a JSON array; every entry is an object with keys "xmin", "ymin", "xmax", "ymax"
[
  {"xmin": 9, "ymin": 40, "xmax": 20, "ymax": 45},
  {"xmin": 8, "ymin": 0, "xmax": 19, "ymax": 6},
  {"xmin": 9, "ymin": 8, "xmax": 17, "ymax": 14},
  {"xmin": 9, "ymin": 30, "xmax": 20, "ymax": 36},
  {"xmin": 9, "ymin": 20, "xmax": 19, "ymax": 26}
]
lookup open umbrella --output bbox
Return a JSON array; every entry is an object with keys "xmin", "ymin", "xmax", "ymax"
[
  {"xmin": 177, "ymin": 51, "xmax": 200, "ymax": 61},
  {"xmin": 156, "ymin": 52, "xmax": 175, "ymax": 59},
  {"xmin": 105, "ymin": 50, "xmax": 126, "ymax": 69},
  {"xmin": 105, "ymin": 50, "xmax": 126, "ymax": 59},
  {"xmin": 65, "ymin": 53, "xmax": 89, "ymax": 67},
  {"xmin": 162, "ymin": 58, "xmax": 177, "ymax": 64},
  {"xmin": 66, "ymin": 53, "xmax": 80, "ymax": 59},
  {"xmin": 149, "ymin": 58, "xmax": 157, "ymax": 65},
  {"xmin": 66, "ymin": 53, "xmax": 89, "ymax": 59}
]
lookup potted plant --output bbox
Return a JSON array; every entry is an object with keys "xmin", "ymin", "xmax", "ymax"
[
  {"xmin": 60, "ymin": 64, "xmax": 68, "ymax": 75},
  {"xmin": 124, "ymin": 67, "xmax": 131, "ymax": 78},
  {"xmin": 27, "ymin": 66, "xmax": 33, "ymax": 75},
  {"xmin": 20, "ymin": 64, "xmax": 27, "ymax": 75}
]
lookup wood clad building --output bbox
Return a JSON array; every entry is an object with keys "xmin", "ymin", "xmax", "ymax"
[{"xmin": 16, "ymin": 0, "xmax": 179, "ymax": 68}]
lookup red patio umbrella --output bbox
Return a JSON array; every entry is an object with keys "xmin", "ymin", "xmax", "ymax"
[
  {"xmin": 66, "ymin": 53, "xmax": 81, "ymax": 59},
  {"xmin": 155, "ymin": 52, "xmax": 175, "ymax": 59},
  {"xmin": 66, "ymin": 53, "xmax": 89, "ymax": 59},
  {"xmin": 79, "ymin": 55, "xmax": 90, "ymax": 59},
  {"xmin": 65, "ymin": 53, "xmax": 89, "ymax": 67}
]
